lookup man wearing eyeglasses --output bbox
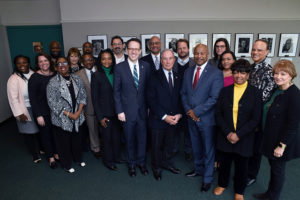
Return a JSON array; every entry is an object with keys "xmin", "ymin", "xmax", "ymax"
[
  {"xmin": 111, "ymin": 35, "xmax": 128, "ymax": 64},
  {"xmin": 114, "ymin": 38, "xmax": 151, "ymax": 177},
  {"xmin": 76, "ymin": 53, "xmax": 101, "ymax": 158},
  {"xmin": 141, "ymin": 36, "xmax": 162, "ymax": 74}
]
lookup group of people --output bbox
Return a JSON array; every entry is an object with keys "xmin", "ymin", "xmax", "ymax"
[{"xmin": 7, "ymin": 35, "xmax": 300, "ymax": 200}]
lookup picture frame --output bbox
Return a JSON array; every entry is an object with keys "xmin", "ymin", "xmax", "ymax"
[
  {"xmin": 140, "ymin": 33, "xmax": 160, "ymax": 56},
  {"xmin": 165, "ymin": 33, "xmax": 185, "ymax": 55},
  {"xmin": 87, "ymin": 35, "xmax": 108, "ymax": 57},
  {"xmin": 258, "ymin": 33, "xmax": 276, "ymax": 57},
  {"xmin": 212, "ymin": 33, "xmax": 231, "ymax": 49},
  {"xmin": 189, "ymin": 33, "xmax": 208, "ymax": 57},
  {"xmin": 234, "ymin": 33, "xmax": 254, "ymax": 57},
  {"xmin": 278, "ymin": 33, "xmax": 299, "ymax": 57},
  {"xmin": 121, "ymin": 36, "xmax": 137, "ymax": 43}
]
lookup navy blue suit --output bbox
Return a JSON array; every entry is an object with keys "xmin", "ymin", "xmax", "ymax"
[
  {"xmin": 181, "ymin": 62, "xmax": 223, "ymax": 183},
  {"xmin": 147, "ymin": 68, "xmax": 182, "ymax": 171},
  {"xmin": 113, "ymin": 59, "xmax": 150, "ymax": 167}
]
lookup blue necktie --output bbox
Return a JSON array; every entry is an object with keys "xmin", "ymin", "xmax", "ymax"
[
  {"xmin": 155, "ymin": 56, "xmax": 159, "ymax": 70},
  {"xmin": 133, "ymin": 64, "xmax": 139, "ymax": 89}
]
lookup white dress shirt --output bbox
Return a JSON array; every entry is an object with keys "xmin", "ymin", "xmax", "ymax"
[
  {"xmin": 85, "ymin": 66, "xmax": 97, "ymax": 83},
  {"xmin": 128, "ymin": 59, "xmax": 139, "ymax": 79},
  {"xmin": 115, "ymin": 54, "xmax": 125, "ymax": 64}
]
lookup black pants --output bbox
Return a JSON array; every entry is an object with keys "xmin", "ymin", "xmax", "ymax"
[
  {"xmin": 266, "ymin": 159, "xmax": 286, "ymax": 200},
  {"xmin": 151, "ymin": 126, "xmax": 175, "ymax": 171},
  {"xmin": 38, "ymin": 115, "xmax": 56, "ymax": 159},
  {"xmin": 53, "ymin": 125, "xmax": 83, "ymax": 170},
  {"xmin": 218, "ymin": 151, "xmax": 248, "ymax": 195},
  {"xmin": 23, "ymin": 134, "xmax": 40, "ymax": 160},
  {"xmin": 100, "ymin": 117, "xmax": 121, "ymax": 165},
  {"xmin": 248, "ymin": 130, "xmax": 263, "ymax": 179}
]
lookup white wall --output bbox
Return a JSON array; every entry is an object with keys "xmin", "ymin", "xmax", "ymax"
[{"xmin": 60, "ymin": 0, "xmax": 300, "ymax": 22}]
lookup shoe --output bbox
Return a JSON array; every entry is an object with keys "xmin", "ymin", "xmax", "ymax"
[
  {"xmin": 65, "ymin": 168, "xmax": 75, "ymax": 173},
  {"xmin": 92, "ymin": 151, "xmax": 101, "ymax": 158},
  {"xmin": 246, "ymin": 178, "xmax": 256, "ymax": 186},
  {"xmin": 128, "ymin": 167, "xmax": 136, "ymax": 177},
  {"xmin": 185, "ymin": 170, "xmax": 200, "ymax": 177},
  {"xmin": 153, "ymin": 170, "xmax": 162, "ymax": 181},
  {"xmin": 201, "ymin": 182, "xmax": 211, "ymax": 192},
  {"xmin": 185, "ymin": 153, "xmax": 193, "ymax": 161},
  {"xmin": 79, "ymin": 162, "xmax": 86, "ymax": 167},
  {"xmin": 234, "ymin": 193, "xmax": 244, "ymax": 200},
  {"xmin": 104, "ymin": 163, "xmax": 117, "ymax": 171},
  {"xmin": 164, "ymin": 166, "xmax": 181, "ymax": 174},
  {"xmin": 213, "ymin": 186, "xmax": 225, "ymax": 196},
  {"xmin": 253, "ymin": 192, "xmax": 269, "ymax": 200},
  {"xmin": 33, "ymin": 158, "xmax": 42, "ymax": 163},
  {"xmin": 49, "ymin": 161, "xmax": 57, "ymax": 169},
  {"xmin": 138, "ymin": 165, "xmax": 149, "ymax": 175}
]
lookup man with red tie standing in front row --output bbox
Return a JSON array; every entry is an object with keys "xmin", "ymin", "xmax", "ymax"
[{"xmin": 181, "ymin": 44, "xmax": 223, "ymax": 192}]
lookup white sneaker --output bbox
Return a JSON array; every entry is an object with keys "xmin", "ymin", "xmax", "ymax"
[
  {"xmin": 80, "ymin": 162, "xmax": 86, "ymax": 167},
  {"xmin": 65, "ymin": 168, "xmax": 75, "ymax": 173}
]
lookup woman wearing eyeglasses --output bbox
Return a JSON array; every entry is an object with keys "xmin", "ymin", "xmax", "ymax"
[{"xmin": 47, "ymin": 57, "xmax": 87, "ymax": 173}]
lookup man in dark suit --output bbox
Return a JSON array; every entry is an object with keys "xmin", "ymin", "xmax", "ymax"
[
  {"xmin": 140, "ymin": 36, "xmax": 162, "ymax": 74},
  {"xmin": 172, "ymin": 39, "xmax": 195, "ymax": 161},
  {"xmin": 181, "ymin": 44, "xmax": 223, "ymax": 192},
  {"xmin": 147, "ymin": 49, "xmax": 182, "ymax": 181},
  {"xmin": 110, "ymin": 35, "xmax": 128, "ymax": 64},
  {"xmin": 114, "ymin": 38, "xmax": 151, "ymax": 177}
]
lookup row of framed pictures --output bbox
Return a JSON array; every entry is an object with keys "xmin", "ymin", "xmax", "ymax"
[{"xmin": 87, "ymin": 33, "xmax": 299, "ymax": 58}]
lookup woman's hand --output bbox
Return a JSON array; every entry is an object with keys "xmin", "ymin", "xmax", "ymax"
[
  {"xmin": 100, "ymin": 118, "xmax": 109, "ymax": 128},
  {"xmin": 274, "ymin": 146, "xmax": 285, "ymax": 158},
  {"xmin": 17, "ymin": 114, "xmax": 28, "ymax": 123},
  {"xmin": 37, "ymin": 116, "xmax": 45, "ymax": 126}
]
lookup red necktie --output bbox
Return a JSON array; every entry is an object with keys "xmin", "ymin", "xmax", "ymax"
[{"xmin": 193, "ymin": 66, "xmax": 201, "ymax": 89}]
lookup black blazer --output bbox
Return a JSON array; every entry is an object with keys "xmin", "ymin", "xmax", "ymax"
[
  {"xmin": 140, "ymin": 53, "xmax": 161, "ymax": 75},
  {"xmin": 215, "ymin": 83, "xmax": 262, "ymax": 157},
  {"xmin": 262, "ymin": 84, "xmax": 300, "ymax": 161},
  {"xmin": 91, "ymin": 67, "xmax": 115, "ymax": 121},
  {"xmin": 147, "ymin": 68, "xmax": 182, "ymax": 129}
]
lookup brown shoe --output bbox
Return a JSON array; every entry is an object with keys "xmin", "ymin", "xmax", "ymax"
[
  {"xmin": 213, "ymin": 186, "xmax": 225, "ymax": 196},
  {"xmin": 234, "ymin": 193, "xmax": 244, "ymax": 200}
]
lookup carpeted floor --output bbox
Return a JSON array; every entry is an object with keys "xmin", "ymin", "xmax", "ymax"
[{"xmin": 0, "ymin": 118, "xmax": 299, "ymax": 200}]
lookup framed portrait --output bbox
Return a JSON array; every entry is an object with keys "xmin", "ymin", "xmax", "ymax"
[
  {"xmin": 258, "ymin": 33, "xmax": 276, "ymax": 57},
  {"xmin": 278, "ymin": 33, "xmax": 299, "ymax": 57},
  {"xmin": 121, "ymin": 36, "xmax": 136, "ymax": 43},
  {"xmin": 212, "ymin": 33, "xmax": 231, "ymax": 48},
  {"xmin": 87, "ymin": 35, "xmax": 108, "ymax": 57},
  {"xmin": 32, "ymin": 41, "xmax": 43, "ymax": 53},
  {"xmin": 140, "ymin": 34, "xmax": 160, "ymax": 56},
  {"xmin": 189, "ymin": 34, "xmax": 208, "ymax": 57},
  {"xmin": 165, "ymin": 33, "xmax": 185, "ymax": 55},
  {"xmin": 234, "ymin": 33, "xmax": 254, "ymax": 57}
]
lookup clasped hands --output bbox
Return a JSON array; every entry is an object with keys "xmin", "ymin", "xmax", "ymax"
[
  {"xmin": 164, "ymin": 114, "xmax": 181, "ymax": 125},
  {"xmin": 187, "ymin": 109, "xmax": 200, "ymax": 122},
  {"xmin": 227, "ymin": 132, "xmax": 239, "ymax": 144},
  {"xmin": 64, "ymin": 110, "xmax": 81, "ymax": 120}
]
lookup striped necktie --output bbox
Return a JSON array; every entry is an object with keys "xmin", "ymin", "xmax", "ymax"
[{"xmin": 133, "ymin": 64, "xmax": 139, "ymax": 89}]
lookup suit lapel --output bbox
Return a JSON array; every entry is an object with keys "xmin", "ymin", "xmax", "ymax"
[
  {"xmin": 194, "ymin": 63, "xmax": 210, "ymax": 91},
  {"xmin": 158, "ymin": 69, "xmax": 171, "ymax": 96},
  {"xmin": 80, "ymin": 69, "xmax": 91, "ymax": 90},
  {"xmin": 124, "ymin": 60, "xmax": 137, "ymax": 90}
]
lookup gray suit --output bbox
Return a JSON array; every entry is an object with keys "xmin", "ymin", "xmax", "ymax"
[{"xmin": 76, "ymin": 68, "xmax": 100, "ymax": 153}]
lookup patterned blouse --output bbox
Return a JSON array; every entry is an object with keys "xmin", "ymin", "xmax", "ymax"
[{"xmin": 248, "ymin": 59, "xmax": 276, "ymax": 103}]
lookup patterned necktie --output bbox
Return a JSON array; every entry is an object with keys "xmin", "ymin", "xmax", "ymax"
[
  {"xmin": 155, "ymin": 56, "xmax": 159, "ymax": 70},
  {"xmin": 133, "ymin": 64, "xmax": 139, "ymax": 89},
  {"xmin": 193, "ymin": 66, "xmax": 201, "ymax": 89},
  {"xmin": 168, "ymin": 71, "xmax": 173, "ymax": 93}
]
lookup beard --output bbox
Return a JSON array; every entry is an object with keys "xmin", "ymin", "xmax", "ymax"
[{"xmin": 178, "ymin": 52, "xmax": 189, "ymax": 59}]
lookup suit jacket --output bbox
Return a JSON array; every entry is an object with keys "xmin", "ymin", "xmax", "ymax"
[
  {"xmin": 262, "ymin": 85, "xmax": 300, "ymax": 161},
  {"xmin": 215, "ymin": 84, "xmax": 262, "ymax": 157},
  {"xmin": 181, "ymin": 62, "xmax": 223, "ymax": 126},
  {"xmin": 141, "ymin": 53, "xmax": 161, "ymax": 75},
  {"xmin": 76, "ymin": 68, "xmax": 96, "ymax": 115},
  {"xmin": 91, "ymin": 67, "xmax": 116, "ymax": 121},
  {"xmin": 147, "ymin": 68, "xmax": 182, "ymax": 129},
  {"xmin": 113, "ymin": 59, "xmax": 150, "ymax": 121}
]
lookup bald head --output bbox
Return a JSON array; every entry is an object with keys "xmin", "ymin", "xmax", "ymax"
[
  {"xmin": 149, "ymin": 36, "xmax": 161, "ymax": 55},
  {"xmin": 49, "ymin": 41, "xmax": 61, "ymax": 58},
  {"xmin": 82, "ymin": 42, "xmax": 93, "ymax": 54},
  {"xmin": 193, "ymin": 44, "xmax": 209, "ymax": 66}
]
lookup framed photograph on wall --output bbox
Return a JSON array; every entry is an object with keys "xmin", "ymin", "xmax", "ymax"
[
  {"xmin": 278, "ymin": 33, "xmax": 299, "ymax": 57},
  {"xmin": 121, "ymin": 36, "xmax": 136, "ymax": 43},
  {"xmin": 258, "ymin": 33, "xmax": 276, "ymax": 57},
  {"xmin": 165, "ymin": 33, "xmax": 185, "ymax": 55},
  {"xmin": 212, "ymin": 33, "xmax": 231, "ymax": 48},
  {"xmin": 140, "ymin": 33, "xmax": 160, "ymax": 56},
  {"xmin": 234, "ymin": 33, "xmax": 254, "ymax": 57},
  {"xmin": 189, "ymin": 34, "xmax": 208, "ymax": 57},
  {"xmin": 87, "ymin": 35, "xmax": 108, "ymax": 57}
]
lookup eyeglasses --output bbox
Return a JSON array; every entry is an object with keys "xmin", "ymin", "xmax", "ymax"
[
  {"xmin": 216, "ymin": 45, "xmax": 226, "ymax": 49},
  {"xmin": 57, "ymin": 62, "xmax": 68, "ymax": 67},
  {"xmin": 127, "ymin": 48, "xmax": 140, "ymax": 52},
  {"xmin": 149, "ymin": 42, "xmax": 160, "ymax": 45},
  {"xmin": 112, "ymin": 43, "xmax": 123, "ymax": 46}
]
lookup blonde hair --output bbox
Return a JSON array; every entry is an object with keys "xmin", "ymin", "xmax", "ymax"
[{"xmin": 272, "ymin": 60, "xmax": 297, "ymax": 79}]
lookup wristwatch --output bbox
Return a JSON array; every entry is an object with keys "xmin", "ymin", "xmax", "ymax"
[{"xmin": 278, "ymin": 143, "xmax": 286, "ymax": 150}]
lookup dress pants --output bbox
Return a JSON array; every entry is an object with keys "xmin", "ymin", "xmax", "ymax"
[
  {"xmin": 23, "ymin": 134, "xmax": 40, "ymax": 160},
  {"xmin": 218, "ymin": 151, "xmax": 248, "ymax": 195},
  {"xmin": 248, "ymin": 130, "xmax": 263, "ymax": 179},
  {"xmin": 53, "ymin": 125, "xmax": 83, "ymax": 170},
  {"xmin": 266, "ymin": 159, "xmax": 286, "ymax": 200},
  {"xmin": 173, "ymin": 115, "xmax": 192, "ymax": 154},
  {"xmin": 38, "ymin": 115, "xmax": 56, "ymax": 159},
  {"xmin": 100, "ymin": 117, "xmax": 121, "ymax": 165},
  {"xmin": 188, "ymin": 120, "xmax": 215, "ymax": 183},
  {"xmin": 122, "ymin": 118, "xmax": 147, "ymax": 167},
  {"xmin": 86, "ymin": 114, "xmax": 101, "ymax": 153},
  {"xmin": 151, "ymin": 126, "xmax": 175, "ymax": 171}
]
